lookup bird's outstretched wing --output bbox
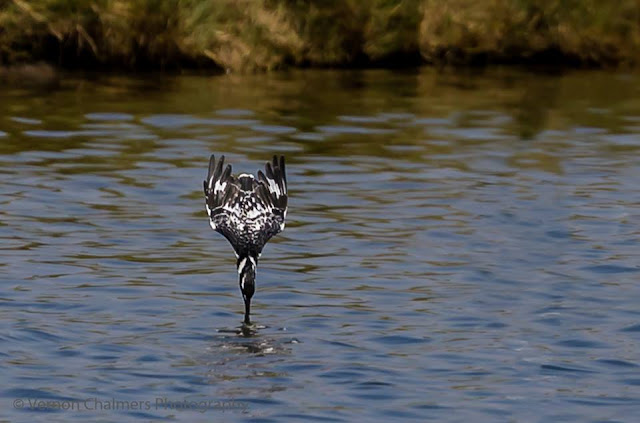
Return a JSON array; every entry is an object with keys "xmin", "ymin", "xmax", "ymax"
[
  {"xmin": 204, "ymin": 155, "xmax": 288, "ymax": 256},
  {"xmin": 256, "ymin": 155, "xmax": 288, "ymax": 241},
  {"xmin": 204, "ymin": 155, "xmax": 241, "ymax": 250}
]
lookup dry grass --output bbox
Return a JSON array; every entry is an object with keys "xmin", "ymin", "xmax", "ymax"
[
  {"xmin": 1, "ymin": 0, "xmax": 639, "ymax": 71},
  {"xmin": 419, "ymin": 0, "xmax": 640, "ymax": 66}
]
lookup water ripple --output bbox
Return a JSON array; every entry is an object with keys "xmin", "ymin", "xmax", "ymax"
[{"xmin": 1, "ymin": 69, "xmax": 639, "ymax": 423}]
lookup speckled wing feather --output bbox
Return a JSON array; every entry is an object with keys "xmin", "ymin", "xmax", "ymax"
[
  {"xmin": 256, "ymin": 155, "xmax": 288, "ymax": 243},
  {"xmin": 204, "ymin": 155, "xmax": 288, "ymax": 256},
  {"xmin": 203, "ymin": 155, "xmax": 239, "ymax": 251}
]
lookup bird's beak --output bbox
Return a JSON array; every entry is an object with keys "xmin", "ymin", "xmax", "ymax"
[{"xmin": 243, "ymin": 296, "xmax": 251, "ymax": 325}]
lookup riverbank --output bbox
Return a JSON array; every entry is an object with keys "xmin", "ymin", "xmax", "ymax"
[{"xmin": 1, "ymin": 0, "xmax": 639, "ymax": 72}]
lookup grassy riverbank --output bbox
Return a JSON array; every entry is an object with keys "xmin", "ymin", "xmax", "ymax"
[{"xmin": 1, "ymin": 0, "xmax": 639, "ymax": 72}]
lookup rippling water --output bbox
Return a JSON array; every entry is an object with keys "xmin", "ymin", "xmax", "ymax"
[{"xmin": 1, "ymin": 68, "xmax": 639, "ymax": 422}]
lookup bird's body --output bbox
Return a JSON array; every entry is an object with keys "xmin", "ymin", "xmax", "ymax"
[{"xmin": 203, "ymin": 155, "xmax": 288, "ymax": 324}]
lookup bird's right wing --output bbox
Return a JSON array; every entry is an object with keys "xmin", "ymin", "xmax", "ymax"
[{"xmin": 256, "ymin": 155, "xmax": 288, "ymax": 241}]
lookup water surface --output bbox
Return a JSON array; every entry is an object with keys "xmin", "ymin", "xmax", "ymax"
[{"xmin": 1, "ymin": 68, "xmax": 639, "ymax": 422}]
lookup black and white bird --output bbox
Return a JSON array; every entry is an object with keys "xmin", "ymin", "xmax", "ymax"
[{"xmin": 203, "ymin": 155, "xmax": 288, "ymax": 324}]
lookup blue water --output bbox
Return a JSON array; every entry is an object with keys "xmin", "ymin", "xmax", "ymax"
[{"xmin": 1, "ymin": 69, "xmax": 639, "ymax": 422}]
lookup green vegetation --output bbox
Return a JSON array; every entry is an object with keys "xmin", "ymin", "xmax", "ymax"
[{"xmin": 1, "ymin": 0, "xmax": 639, "ymax": 72}]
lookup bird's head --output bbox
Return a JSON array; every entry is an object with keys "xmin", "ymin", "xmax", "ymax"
[{"xmin": 237, "ymin": 255, "xmax": 257, "ymax": 324}]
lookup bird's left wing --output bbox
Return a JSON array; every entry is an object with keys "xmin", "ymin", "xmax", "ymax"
[{"xmin": 203, "ymin": 155, "xmax": 243, "ymax": 253}]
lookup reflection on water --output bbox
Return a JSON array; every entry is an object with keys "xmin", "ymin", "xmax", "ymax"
[{"xmin": 1, "ymin": 68, "xmax": 639, "ymax": 422}]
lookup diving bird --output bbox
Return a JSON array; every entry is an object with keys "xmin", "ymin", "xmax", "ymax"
[{"xmin": 203, "ymin": 155, "xmax": 288, "ymax": 324}]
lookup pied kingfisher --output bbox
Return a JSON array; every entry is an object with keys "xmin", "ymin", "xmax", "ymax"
[{"xmin": 204, "ymin": 155, "xmax": 288, "ymax": 324}]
